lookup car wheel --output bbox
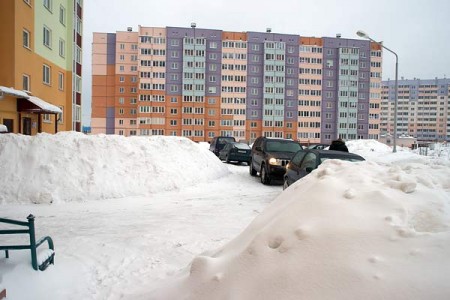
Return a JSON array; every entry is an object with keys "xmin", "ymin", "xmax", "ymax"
[
  {"xmin": 283, "ymin": 178, "xmax": 289, "ymax": 190},
  {"xmin": 249, "ymin": 160, "xmax": 257, "ymax": 176},
  {"xmin": 260, "ymin": 164, "xmax": 271, "ymax": 185}
]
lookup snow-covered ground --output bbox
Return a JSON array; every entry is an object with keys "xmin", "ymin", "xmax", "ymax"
[{"xmin": 0, "ymin": 133, "xmax": 449, "ymax": 299}]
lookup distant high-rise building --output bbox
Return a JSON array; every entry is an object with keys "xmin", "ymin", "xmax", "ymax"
[
  {"xmin": 381, "ymin": 78, "xmax": 450, "ymax": 142},
  {"xmin": 92, "ymin": 26, "xmax": 382, "ymax": 143},
  {"xmin": 0, "ymin": 0, "xmax": 83, "ymax": 135}
]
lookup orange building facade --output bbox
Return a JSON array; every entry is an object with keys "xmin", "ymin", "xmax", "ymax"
[{"xmin": 0, "ymin": 0, "xmax": 83, "ymax": 135}]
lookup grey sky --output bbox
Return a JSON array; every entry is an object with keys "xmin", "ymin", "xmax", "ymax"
[{"xmin": 82, "ymin": 0, "xmax": 450, "ymax": 125}]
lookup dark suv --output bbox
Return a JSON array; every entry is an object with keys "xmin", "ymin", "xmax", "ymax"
[
  {"xmin": 249, "ymin": 137, "xmax": 303, "ymax": 184},
  {"xmin": 209, "ymin": 136, "xmax": 236, "ymax": 156}
]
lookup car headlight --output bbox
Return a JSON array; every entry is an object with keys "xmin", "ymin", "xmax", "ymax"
[{"xmin": 268, "ymin": 157, "xmax": 282, "ymax": 166}]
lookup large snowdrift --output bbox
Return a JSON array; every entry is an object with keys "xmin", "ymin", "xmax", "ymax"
[
  {"xmin": 152, "ymin": 155, "xmax": 450, "ymax": 299},
  {"xmin": 0, "ymin": 132, "xmax": 228, "ymax": 204}
]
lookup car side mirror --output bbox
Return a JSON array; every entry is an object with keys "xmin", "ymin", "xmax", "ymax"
[
  {"xmin": 306, "ymin": 167, "xmax": 314, "ymax": 173},
  {"xmin": 255, "ymin": 146, "xmax": 262, "ymax": 151}
]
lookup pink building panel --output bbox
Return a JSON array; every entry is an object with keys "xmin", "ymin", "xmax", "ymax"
[
  {"xmin": 92, "ymin": 33, "xmax": 109, "ymax": 43},
  {"xmin": 139, "ymin": 26, "xmax": 166, "ymax": 37},
  {"xmin": 91, "ymin": 118, "xmax": 106, "ymax": 131},
  {"xmin": 92, "ymin": 43, "xmax": 108, "ymax": 54},
  {"xmin": 92, "ymin": 64, "xmax": 108, "ymax": 76}
]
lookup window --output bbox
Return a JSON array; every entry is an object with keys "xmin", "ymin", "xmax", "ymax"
[
  {"xmin": 74, "ymin": 105, "xmax": 81, "ymax": 122},
  {"xmin": 59, "ymin": 39, "xmax": 65, "ymax": 57},
  {"xmin": 23, "ymin": 74, "xmax": 30, "ymax": 91},
  {"xmin": 43, "ymin": 64, "xmax": 51, "ymax": 85},
  {"xmin": 23, "ymin": 29, "xmax": 30, "ymax": 48},
  {"xmin": 58, "ymin": 72, "xmax": 64, "ymax": 90},
  {"xmin": 59, "ymin": 5, "xmax": 66, "ymax": 25},
  {"xmin": 44, "ymin": 0, "xmax": 52, "ymax": 11},
  {"xmin": 43, "ymin": 114, "xmax": 51, "ymax": 123},
  {"xmin": 76, "ymin": 17, "xmax": 82, "ymax": 34},
  {"xmin": 75, "ymin": 46, "xmax": 82, "ymax": 64},
  {"xmin": 43, "ymin": 26, "xmax": 51, "ymax": 48},
  {"xmin": 74, "ymin": 75, "xmax": 81, "ymax": 92},
  {"xmin": 209, "ymin": 64, "xmax": 217, "ymax": 71}
]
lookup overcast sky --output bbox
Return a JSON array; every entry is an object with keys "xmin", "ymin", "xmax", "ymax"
[{"xmin": 81, "ymin": 0, "xmax": 450, "ymax": 125}]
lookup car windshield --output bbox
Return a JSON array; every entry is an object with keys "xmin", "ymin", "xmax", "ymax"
[
  {"xmin": 217, "ymin": 137, "xmax": 235, "ymax": 145},
  {"xmin": 265, "ymin": 141, "xmax": 302, "ymax": 153},
  {"xmin": 234, "ymin": 143, "xmax": 250, "ymax": 150}
]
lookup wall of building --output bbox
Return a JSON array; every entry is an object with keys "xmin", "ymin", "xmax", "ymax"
[
  {"xmin": 298, "ymin": 37, "xmax": 323, "ymax": 144},
  {"xmin": 91, "ymin": 32, "xmax": 116, "ymax": 134},
  {"xmin": 0, "ymin": 0, "xmax": 79, "ymax": 135},
  {"xmin": 381, "ymin": 78, "xmax": 450, "ymax": 142},
  {"xmin": 0, "ymin": 1, "xmax": 16, "ymax": 87},
  {"xmin": 91, "ymin": 26, "xmax": 383, "ymax": 143}
]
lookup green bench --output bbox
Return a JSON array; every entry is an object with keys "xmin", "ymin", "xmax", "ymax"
[{"xmin": 0, "ymin": 214, "xmax": 55, "ymax": 271}]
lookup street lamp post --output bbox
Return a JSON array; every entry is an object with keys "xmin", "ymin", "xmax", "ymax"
[{"xmin": 356, "ymin": 30, "xmax": 398, "ymax": 153}]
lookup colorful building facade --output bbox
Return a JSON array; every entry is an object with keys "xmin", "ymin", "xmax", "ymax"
[
  {"xmin": 381, "ymin": 78, "xmax": 450, "ymax": 142},
  {"xmin": 0, "ymin": 0, "xmax": 83, "ymax": 135},
  {"xmin": 92, "ymin": 26, "xmax": 383, "ymax": 143}
]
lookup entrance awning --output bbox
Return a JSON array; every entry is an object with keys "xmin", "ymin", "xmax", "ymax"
[
  {"xmin": 21, "ymin": 96, "xmax": 62, "ymax": 114},
  {"xmin": 0, "ymin": 86, "xmax": 29, "ymax": 98},
  {"xmin": 1, "ymin": 86, "xmax": 61, "ymax": 114},
  {"xmin": 1, "ymin": 86, "xmax": 62, "ymax": 134}
]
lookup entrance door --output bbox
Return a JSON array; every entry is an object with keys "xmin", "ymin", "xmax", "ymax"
[
  {"xmin": 3, "ymin": 119, "xmax": 13, "ymax": 133},
  {"xmin": 23, "ymin": 117, "xmax": 31, "ymax": 135}
]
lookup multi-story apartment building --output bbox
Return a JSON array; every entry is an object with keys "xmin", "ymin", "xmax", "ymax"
[
  {"xmin": 92, "ymin": 25, "xmax": 382, "ymax": 144},
  {"xmin": 0, "ymin": 0, "xmax": 83, "ymax": 135},
  {"xmin": 381, "ymin": 78, "xmax": 450, "ymax": 142}
]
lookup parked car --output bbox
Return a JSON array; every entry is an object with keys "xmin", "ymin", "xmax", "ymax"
[
  {"xmin": 283, "ymin": 149, "xmax": 365, "ymax": 189},
  {"xmin": 249, "ymin": 137, "xmax": 303, "ymax": 185},
  {"xmin": 218, "ymin": 142, "xmax": 251, "ymax": 164},
  {"xmin": 209, "ymin": 136, "xmax": 236, "ymax": 156}
]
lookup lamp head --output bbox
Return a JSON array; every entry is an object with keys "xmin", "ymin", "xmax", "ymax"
[{"xmin": 356, "ymin": 30, "xmax": 368, "ymax": 38}]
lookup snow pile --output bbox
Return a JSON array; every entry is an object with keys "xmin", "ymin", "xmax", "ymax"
[
  {"xmin": 152, "ymin": 158, "xmax": 450, "ymax": 299},
  {"xmin": 0, "ymin": 132, "xmax": 228, "ymax": 204},
  {"xmin": 412, "ymin": 143, "xmax": 450, "ymax": 160},
  {"xmin": 347, "ymin": 140, "xmax": 450, "ymax": 166}
]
